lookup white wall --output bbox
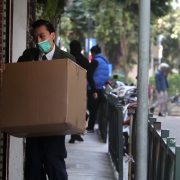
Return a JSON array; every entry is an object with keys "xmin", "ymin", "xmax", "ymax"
[
  {"xmin": 9, "ymin": 0, "xmax": 27, "ymax": 180},
  {"xmin": 9, "ymin": 137, "xmax": 24, "ymax": 180},
  {"xmin": 12, "ymin": 0, "xmax": 27, "ymax": 62}
]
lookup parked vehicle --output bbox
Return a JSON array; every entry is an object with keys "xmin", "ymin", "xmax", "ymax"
[{"xmin": 105, "ymin": 81, "xmax": 138, "ymax": 154}]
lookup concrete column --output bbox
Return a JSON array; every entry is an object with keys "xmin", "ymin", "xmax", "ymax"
[
  {"xmin": 135, "ymin": 0, "xmax": 150, "ymax": 179},
  {"xmin": 12, "ymin": 0, "xmax": 27, "ymax": 62},
  {"xmin": 9, "ymin": 0, "xmax": 27, "ymax": 180}
]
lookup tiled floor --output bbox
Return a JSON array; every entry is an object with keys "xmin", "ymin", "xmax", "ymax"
[{"xmin": 66, "ymin": 131, "xmax": 116, "ymax": 180}]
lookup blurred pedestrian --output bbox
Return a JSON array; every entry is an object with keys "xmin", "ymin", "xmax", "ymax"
[
  {"xmin": 69, "ymin": 40, "xmax": 89, "ymax": 143},
  {"xmin": 150, "ymin": 63, "xmax": 170, "ymax": 116},
  {"xmin": 87, "ymin": 45, "xmax": 109, "ymax": 132},
  {"xmin": 70, "ymin": 40, "xmax": 89, "ymax": 70}
]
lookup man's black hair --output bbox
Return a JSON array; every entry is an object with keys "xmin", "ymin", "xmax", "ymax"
[
  {"xmin": 90, "ymin": 44, "xmax": 101, "ymax": 54},
  {"xmin": 70, "ymin": 40, "xmax": 82, "ymax": 54},
  {"xmin": 32, "ymin": 19, "xmax": 55, "ymax": 33}
]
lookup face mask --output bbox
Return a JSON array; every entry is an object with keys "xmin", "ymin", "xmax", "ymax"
[{"xmin": 37, "ymin": 40, "xmax": 51, "ymax": 53}]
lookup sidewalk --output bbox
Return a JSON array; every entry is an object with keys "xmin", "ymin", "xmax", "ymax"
[
  {"xmin": 65, "ymin": 131, "xmax": 116, "ymax": 180},
  {"xmin": 158, "ymin": 116, "xmax": 180, "ymax": 145}
]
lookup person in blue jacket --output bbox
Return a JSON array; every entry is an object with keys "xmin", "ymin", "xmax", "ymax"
[
  {"xmin": 87, "ymin": 45, "xmax": 109, "ymax": 132},
  {"xmin": 150, "ymin": 63, "xmax": 169, "ymax": 116}
]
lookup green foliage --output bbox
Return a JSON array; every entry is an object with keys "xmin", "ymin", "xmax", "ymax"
[
  {"xmin": 60, "ymin": 0, "xmax": 172, "ymax": 82},
  {"xmin": 149, "ymin": 74, "xmax": 180, "ymax": 95},
  {"xmin": 36, "ymin": 0, "xmax": 66, "ymax": 27},
  {"xmin": 149, "ymin": 76, "xmax": 155, "ymax": 89},
  {"xmin": 60, "ymin": 16, "xmax": 74, "ymax": 48},
  {"xmin": 152, "ymin": 10, "xmax": 180, "ymax": 71},
  {"xmin": 151, "ymin": 0, "xmax": 172, "ymax": 19},
  {"xmin": 168, "ymin": 74, "xmax": 180, "ymax": 95},
  {"xmin": 37, "ymin": 0, "xmax": 172, "ymax": 79},
  {"xmin": 94, "ymin": 1, "xmax": 123, "ymax": 44}
]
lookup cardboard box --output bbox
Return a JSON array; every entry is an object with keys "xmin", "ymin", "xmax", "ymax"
[{"xmin": 0, "ymin": 59, "xmax": 86, "ymax": 137}]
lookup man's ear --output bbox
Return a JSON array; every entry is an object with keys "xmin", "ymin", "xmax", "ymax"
[{"xmin": 51, "ymin": 32, "xmax": 56, "ymax": 40}]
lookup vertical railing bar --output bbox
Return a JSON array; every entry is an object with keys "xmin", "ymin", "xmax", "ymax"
[
  {"xmin": 175, "ymin": 146, "xmax": 180, "ymax": 180},
  {"xmin": 117, "ymin": 103, "xmax": 123, "ymax": 180}
]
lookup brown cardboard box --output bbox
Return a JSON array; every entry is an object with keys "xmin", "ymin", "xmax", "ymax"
[{"xmin": 0, "ymin": 59, "xmax": 86, "ymax": 137}]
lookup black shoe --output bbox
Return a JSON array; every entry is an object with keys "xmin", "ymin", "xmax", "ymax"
[
  {"xmin": 69, "ymin": 138, "xmax": 75, "ymax": 143},
  {"xmin": 69, "ymin": 135, "xmax": 84, "ymax": 143},
  {"xmin": 86, "ymin": 129, "xmax": 94, "ymax": 133},
  {"xmin": 74, "ymin": 135, "xmax": 84, "ymax": 142},
  {"xmin": 158, "ymin": 112, "xmax": 165, "ymax": 117}
]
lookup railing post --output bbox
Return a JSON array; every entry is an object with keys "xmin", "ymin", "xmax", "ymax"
[
  {"xmin": 167, "ymin": 138, "xmax": 176, "ymax": 148},
  {"xmin": 149, "ymin": 117, "xmax": 156, "ymax": 124},
  {"xmin": 175, "ymin": 146, "xmax": 180, "ymax": 180},
  {"xmin": 107, "ymin": 94, "xmax": 124, "ymax": 180},
  {"xmin": 117, "ymin": 102, "xmax": 123, "ymax": 180},
  {"xmin": 161, "ymin": 130, "xmax": 169, "ymax": 139},
  {"xmin": 148, "ymin": 113, "xmax": 153, "ymax": 118}
]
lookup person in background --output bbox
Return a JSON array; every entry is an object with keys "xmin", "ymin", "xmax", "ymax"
[
  {"xmin": 150, "ymin": 63, "xmax": 170, "ymax": 116},
  {"xmin": 19, "ymin": 19, "xmax": 75, "ymax": 180},
  {"xmin": 87, "ymin": 45, "xmax": 109, "ymax": 132},
  {"xmin": 69, "ymin": 40, "xmax": 89, "ymax": 143},
  {"xmin": 70, "ymin": 40, "xmax": 89, "ymax": 70}
]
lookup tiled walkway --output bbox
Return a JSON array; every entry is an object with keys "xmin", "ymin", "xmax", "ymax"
[{"xmin": 65, "ymin": 131, "xmax": 116, "ymax": 180}]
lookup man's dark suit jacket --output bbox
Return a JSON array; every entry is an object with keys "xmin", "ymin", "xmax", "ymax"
[
  {"xmin": 18, "ymin": 45, "xmax": 75, "ymax": 158},
  {"xmin": 18, "ymin": 45, "xmax": 75, "ymax": 62}
]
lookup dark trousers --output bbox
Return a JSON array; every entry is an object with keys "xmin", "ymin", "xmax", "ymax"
[
  {"xmin": 24, "ymin": 136, "xmax": 67, "ymax": 180},
  {"xmin": 87, "ymin": 90, "xmax": 103, "ymax": 130}
]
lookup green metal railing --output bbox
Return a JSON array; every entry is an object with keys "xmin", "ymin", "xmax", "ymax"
[
  {"xmin": 107, "ymin": 94, "xmax": 123, "ymax": 180},
  {"xmin": 98, "ymin": 91, "xmax": 180, "ymax": 180},
  {"xmin": 97, "ymin": 93, "xmax": 109, "ymax": 143},
  {"xmin": 148, "ymin": 117, "xmax": 180, "ymax": 180},
  {"xmin": 128, "ymin": 113, "xmax": 180, "ymax": 180}
]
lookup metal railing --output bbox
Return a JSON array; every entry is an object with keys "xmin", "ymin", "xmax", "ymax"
[
  {"xmin": 148, "ymin": 117, "xmax": 180, "ymax": 180},
  {"xmin": 128, "ymin": 112, "xmax": 136, "ymax": 180},
  {"xmin": 97, "ymin": 93, "xmax": 109, "ymax": 143},
  {"xmin": 98, "ymin": 90, "xmax": 180, "ymax": 180},
  {"xmin": 107, "ymin": 94, "xmax": 123, "ymax": 180},
  {"xmin": 128, "ymin": 113, "xmax": 180, "ymax": 180}
]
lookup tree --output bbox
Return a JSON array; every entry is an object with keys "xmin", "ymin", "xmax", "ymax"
[
  {"xmin": 152, "ymin": 10, "xmax": 180, "ymax": 73},
  {"xmin": 91, "ymin": 0, "xmax": 171, "ymax": 81},
  {"xmin": 37, "ymin": 0, "xmax": 172, "ymax": 81},
  {"xmin": 63, "ymin": 0, "xmax": 138, "ymax": 82},
  {"xmin": 36, "ymin": 0, "xmax": 66, "ymax": 29}
]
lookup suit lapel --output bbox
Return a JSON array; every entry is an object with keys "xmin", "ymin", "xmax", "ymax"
[
  {"xmin": 34, "ymin": 48, "xmax": 40, "ymax": 61},
  {"xmin": 52, "ymin": 45, "xmax": 62, "ymax": 60}
]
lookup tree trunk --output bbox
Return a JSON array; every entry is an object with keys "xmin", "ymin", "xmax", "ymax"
[{"xmin": 120, "ymin": 34, "xmax": 129, "ymax": 83}]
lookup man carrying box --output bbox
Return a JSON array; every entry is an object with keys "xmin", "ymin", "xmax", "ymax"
[{"xmin": 18, "ymin": 20, "xmax": 75, "ymax": 180}]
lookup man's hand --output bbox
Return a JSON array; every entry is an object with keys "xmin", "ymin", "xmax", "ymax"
[
  {"xmin": 85, "ymin": 121, "xmax": 88, "ymax": 129},
  {"xmin": 93, "ymin": 92, "xmax": 98, "ymax": 99}
]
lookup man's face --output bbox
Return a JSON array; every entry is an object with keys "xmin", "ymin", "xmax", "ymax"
[
  {"xmin": 161, "ymin": 67, "xmax": 169, "ymax": 74},
  {"xmin": 33, "ymin": 25, "xmax": 55, "ymax": 50}
]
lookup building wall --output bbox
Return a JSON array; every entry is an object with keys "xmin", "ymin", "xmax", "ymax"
[
  {"xmin": 12, "ymin": 0, "xmax": 27, "ymax": 62},
  {"xmin": 9, "ymin": 0, "xmax": 28, "ymax": 180},
  {"xmin": 0, "ymin": 0, "xmax": 37, "ymax": 179}
]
